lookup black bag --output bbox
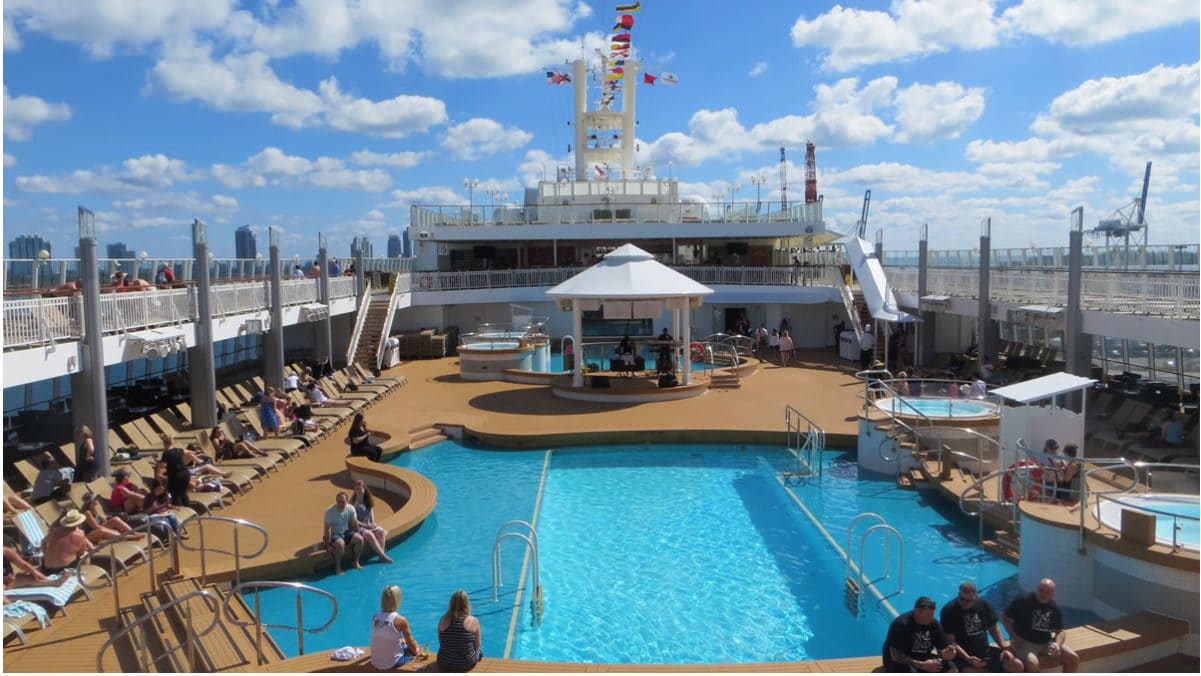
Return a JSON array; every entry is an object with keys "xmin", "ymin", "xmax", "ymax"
[
  {"xmin": 292, "ymin": 419, "xmax": 305, "ymax": 435},
  {"xmin": 346, "ymin": 382, "xmax": 358, "ymax": 391},
  {"xmin": 658, "ymin": 373, "xmax": 678, "ymax": 388}
]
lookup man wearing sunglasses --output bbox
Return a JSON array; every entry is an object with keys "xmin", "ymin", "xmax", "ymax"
[{"xmin": 940, "ymin": 581, "xmax": 1022, "ymax": 672}]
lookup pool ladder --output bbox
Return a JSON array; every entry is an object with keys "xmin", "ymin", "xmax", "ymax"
[
  {"xmin": 844, "ymin": 512, "xmax": 904, "ymax": 618},
  {"xmin": 491, "ymin": 520, "xmax": 543, "ymax": 627}
]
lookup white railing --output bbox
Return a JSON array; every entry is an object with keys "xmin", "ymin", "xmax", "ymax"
[
  {"xmin": 886, "ymin": 266, "xmax": 1199, "ymax": 318},
  {"xmin": 411, "ymin": 200, "xmax": 824, "ymax": 230},
  {"xmin": 885, "ymin": 243, "xmax": 1200, "ymax": 271},
  {"xmin": 279, "ymin": 278, "xmax": 320, "ymax": 306},
  {"xmin": 345, "ymin": 282, "xmax": 373, "ymax": 366},
  {"xmin": 328, "ymin": 276, "xmax": 357, "ymax": 301},
  {"xmin": 210, "ymin": 280, "xmax": 269, "ymax": 318},
  {"xmin": 375, "ymin": 276, "xmax": 408, "ymax": 369},
  {"xmin": 410, "ymin": 264, "xmax": 843, "ymax": 293},
  {"xmin": 3, "ymin": 296, "xmax": 81, "ymax": 348},
  {"xmin": 98, "ymin": 288, "xmax": 192, "ymax": 333}
]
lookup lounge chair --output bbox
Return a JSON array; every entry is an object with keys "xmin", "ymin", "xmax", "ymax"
[
  {"xmin": 2, "ymin": 572, "xmax": 92, "ymax": 617},
  {"xmin": 11, "ymin": 509, "xmax": 133, "ymax": 580},
  {"xmin": 4, "ymin": 599, "xmax": 52, "ymax": 645}
]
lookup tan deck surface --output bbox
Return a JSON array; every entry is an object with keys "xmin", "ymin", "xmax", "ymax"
[{"xmin": 5, "ymin": 352, "xmax": 1191, "ymax": 672}]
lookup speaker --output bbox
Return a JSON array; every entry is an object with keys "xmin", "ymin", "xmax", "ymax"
[
  {"xmin": 591, "ymin": 375, "xmax": 610, "ymax": 388},
  {"xmin": 658, "ymin": 374, "xmax": 677, "ymax": 388}
]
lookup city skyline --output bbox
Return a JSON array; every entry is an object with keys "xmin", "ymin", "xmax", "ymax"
[{"xmin": 2, "ymin": 1, "xmax": 1198, "ymax": 258}]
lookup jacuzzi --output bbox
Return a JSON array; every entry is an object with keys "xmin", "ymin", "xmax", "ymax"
[{"xmin": 1096, "ymin": 493, "xmax": 1200, "ymax": 551}]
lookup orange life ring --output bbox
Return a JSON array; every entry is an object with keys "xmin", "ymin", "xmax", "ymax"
[
  {"xmin": 1002, "ymin": 460, "xmax": 1044, "ymax": 502},
  {"xmin": 690, "ymin": 342, "xmax": 705, "ymax": 362},
  {"xmin": 418, "ymin": 274, "xmax": 433, "ymax": 290}
]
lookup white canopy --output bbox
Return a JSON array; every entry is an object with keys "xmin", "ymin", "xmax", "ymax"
[
  {"xmin": 991, "ymin": 372, "xmax": 1097, "ymax": 404},
  {"xmin": 546, "ymin": 243, "xmax": 714, "ymax": 300}
]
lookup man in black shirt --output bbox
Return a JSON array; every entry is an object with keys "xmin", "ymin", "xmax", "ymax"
[
  {"xmin": 1002, "ymin": 578, "xmax": 1078, "ymax": 672},
  {"xmin": 940, "ymin": 581, "xmax": 1021, "ymax": 672},
  {"xmin": 882, "ymin": 596, "xmax": 957, "ymax": 672}
]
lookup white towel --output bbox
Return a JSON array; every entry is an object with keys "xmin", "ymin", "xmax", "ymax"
[{"xmin": 330, "ymin": 646, "xmax": 364, "ymax": 661}]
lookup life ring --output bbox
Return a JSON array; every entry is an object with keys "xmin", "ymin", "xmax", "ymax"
[
  {"xmin": 418, "ymin": 274, "xmax": 433, "ymax": 290},
  {"xmin": 1002, "ymin": 460, "xmax": 1044, "ymax": 502},
  {"xmin": 690, "ymin": 342, "xmax": 705, "ymax": 362}
]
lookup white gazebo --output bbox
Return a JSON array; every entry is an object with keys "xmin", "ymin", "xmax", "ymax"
[{"xmin": 547, "ymin": 243, "xmax": 715, "ymax": 388}]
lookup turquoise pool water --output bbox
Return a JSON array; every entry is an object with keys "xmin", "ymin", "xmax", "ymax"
[
  {"xmin": 250, "ymin": 441, "xmax": 1051, "ymax": 664},
  {"xmin": 1096, "ymin": 494, "xmax": 1200, "ymax": 550},
  {"xmin": 874, "ymin": 397, "xmax": 997, "ymax": 418}
]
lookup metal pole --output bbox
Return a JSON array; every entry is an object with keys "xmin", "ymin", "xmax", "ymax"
[{"xmin": 191, "ymin": 220, "xmax": 218, "ymax": 430}]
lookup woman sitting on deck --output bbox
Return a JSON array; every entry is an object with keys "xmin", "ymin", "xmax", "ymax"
[
  {"xmin": 351, "ymin": 481, "xmax": 393, "ymax": 563},
  {"xmin": 144, "ymin": 479, "xmax": 187, "ymax": 539},
  {"xmin": 370, "ymin": 584, "xmax": 420, "ymax": 669},
  {"xmin": 347, "ymin": 413, "xmax": 383, "ymax": 462},
  {"xmin": 79, "ymin": 493, "xmax": 144, "ymax": 543},
  {"xmin": 437, "ymin": 590, "xmax": 482, "ymax": 672},
  {"xmin": 210, "ymin": 426, "xmax": 270, "ymax": 460}
]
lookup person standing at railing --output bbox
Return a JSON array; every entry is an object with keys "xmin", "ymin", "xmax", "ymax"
[{"xmin": 859, "ymin": 325, "xmax": 875, "ymax": 371}]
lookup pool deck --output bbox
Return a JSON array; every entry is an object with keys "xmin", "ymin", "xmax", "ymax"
[{"xmin": 5, "ymin": 350, "xmax": 1196, "ymax": 672}]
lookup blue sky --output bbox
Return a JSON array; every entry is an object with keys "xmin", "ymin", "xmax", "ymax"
[{"xmin": 2, "ymin": 0, "xmax": 1198, "ymax": 259}]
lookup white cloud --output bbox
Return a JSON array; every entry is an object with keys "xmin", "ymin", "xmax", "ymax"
[
  {"xmin": 349, "ymin": 150, "xmax": 427, "ymax": 169},
  {"xmin": 790, "ymin": 0, "xmax": 1000, "ymax": 71},
  {"xmin": 4, "ymin": 88, "xmax": 72, "ymax": 141},
  {"xmin": 241, "ymin": 147, "xmax": 393, "ymax": 191},
  {"xmin": 318, "ymin": 77, "xmax": 447, "ymax": 138},
  {"xmin": 13, "ymin": 153, "xmax": 193, "ymax": 193},
  {"xmin": 385, "ymin": 185, "xmax": 464, "ymax": 210},
  {"xmin": 749, "ymin": 61, "xmax": 767, "ymax": 77},
  {"xmin": 4, "ymin": 17, "xmax": 20, "ymax": 51},
  {"xmin": 3, "ymin": 153, "xmax": 15, "ymax": 168},
  {"xmin": 1000, "ymin": 0, "xmax": 1200, "ymax": 46},
  {"xmin": 442, "ymin": 118, "xmax": 533, "ymax": 160},
  {"xmin": 893, "ymin": 81, "xmax": 986, "ymax": 143},
  {"xmin": 4, "ymin": 0, "xmax": 236, "ymax": 58},
  {"xmin": 111, "ymin": 191, "xmax": 240, "ymax": 226}
]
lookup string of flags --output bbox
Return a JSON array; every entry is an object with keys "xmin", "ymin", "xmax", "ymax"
[
  {"xmin": 546, "ymin": 70, "xmax": 571, "ymax": 85},
  {"xmin": 544, "ymin": 2, "xmax": 678, "ymax": 98}
]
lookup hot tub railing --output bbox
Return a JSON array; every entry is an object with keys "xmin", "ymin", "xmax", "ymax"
[{"xmin": 1091, "ymin": 462, "xmax": 1200, "ymax": 552}]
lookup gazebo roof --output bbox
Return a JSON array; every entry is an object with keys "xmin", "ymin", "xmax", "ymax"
[{"xmin": 546, "ymin": 243, "xmax": 714, "ymax": 299}]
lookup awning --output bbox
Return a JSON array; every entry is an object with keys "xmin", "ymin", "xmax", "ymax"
[{"xmin": 991, "ymin": 372, "xmax": 1096, "ymax": 404}]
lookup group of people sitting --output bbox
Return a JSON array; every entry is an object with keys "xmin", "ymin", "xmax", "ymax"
[
  {"xmin": 367, "ymin": 584, "xmax": 483, "ymax": 672},
  {"xmin": 883, "ymin": 577, "xmax": 1078, "ymax": 673}
]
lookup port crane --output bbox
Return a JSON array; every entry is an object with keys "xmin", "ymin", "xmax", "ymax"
[{"xmin": 1091, "ymin": 162, "xmax": 1151, "ymax": 267}]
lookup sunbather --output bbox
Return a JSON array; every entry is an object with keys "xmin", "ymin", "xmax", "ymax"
[
  {"xmin": 79, "ymin": 493, "xmax": 144, "ymax": 543},
  {"xmin": 2, "ymin": 537, "xmax": 68, "ymax": 588},
  {"xmin": 40, "ymin": 510, "xmax": 93, "ymax": 575}
]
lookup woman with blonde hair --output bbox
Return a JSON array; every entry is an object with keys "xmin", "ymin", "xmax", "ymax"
[
  {"xmin": 369, "ymin": 584, "xmax": 420, "ymax": 669},
  {"xmin": 437, "ymin": 589, "xmax": 482, "ymax": 672},
  {"xmin": 76, "ymin": 425, "xmax": 98, "ymax": 483},
  {"xmin": 80, "ymin": 492, "xmax": 144, "ymax": 543}
]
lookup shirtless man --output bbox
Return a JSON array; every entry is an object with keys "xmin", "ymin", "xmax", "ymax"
[{"xmin": 41, "ymin": 509, "xmax": 93, "ymax": 574}]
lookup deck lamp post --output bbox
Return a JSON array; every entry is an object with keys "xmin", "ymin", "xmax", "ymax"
[
  {"xmin": 464, "ymin": 178, "xmax": 479, "ymax": 217},
  {"xmin": 727, "ymin": 182, "xmax": 741, "ymax": 210},
  {"xmin": 33, "ymin": 249, "xmax": 49, "ymax": 289},
  {"xmin": 137, "ymin": 251, "xmax": 148, "ymax": 282},
  {"xmin": 750, "ymin": 175, "xmax": 765, "ymax": 213}
]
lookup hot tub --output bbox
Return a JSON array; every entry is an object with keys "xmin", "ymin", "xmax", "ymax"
[
  {"xmin": 1096, "ymin": 493, "xmax": 1200, "ymax": 551},
  {"xmin": 873, "ymin": 397, "xmax": 999, "ymax": 421}
]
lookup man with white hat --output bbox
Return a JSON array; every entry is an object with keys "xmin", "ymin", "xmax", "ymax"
[{"xmin": 41, "ymin": 509, "xmax": 93, "ymax": 575}]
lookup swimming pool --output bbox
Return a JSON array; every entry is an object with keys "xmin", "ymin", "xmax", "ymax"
[
  {"xmin": 250, "ymin": 441, "xmax": 1027, "ymax": 664},
  {"xmin": 1095, "ymin": 493, "xmax": 1201, "ymax": 551},
  {"xmin": 874, "ymin": 397, "xmax": 999, "ymax": 420}
]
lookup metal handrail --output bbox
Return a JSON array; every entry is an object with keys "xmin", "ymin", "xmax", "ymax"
[
  {"xmin": 176, "ymin": 515, "xmax": 269, "ymax": 588},
  {"xmin": 224, "ymin": 580, "xmax": 338, "ymax": 664},
  {"xmin": 861, "ymin": 377, "xmax": 932, "ymax": 432},
  {"xmin": 491, "ymin": 520, "xmax": 543, "ymax": 627},
  {"xmin": 96, "ymin": 589, "xmax": 221, "ymax": 672},
  {"xmin": 845, "ymin": 513, "xmax": 904, "ymax": 615},
  {"xmin": 376, "ymin": 277, "xmax": 406, "ymax": 369},
  {"xmin": 83, "ymin": 518, "xmax": 173, "ymax": 622},
  {"xmin": 784, "ymin": 404, "xmax": 826, "ymax": 484},
  {"xmin": 344, "ymin": 280, "xmax": 373, "ymax": 366}
]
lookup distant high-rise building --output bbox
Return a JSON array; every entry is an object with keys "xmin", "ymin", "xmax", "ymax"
[
  {"xmin": 387, "ymin": 235, "xmax": 402, "ymax": 258},
  {"xmin": 402, "ymin": 228, "xmax": 412, "ymax": 257},
  {"xmin": 107, "ymin": 242, "xmax": 135, "ymax": 259},
  {"xmin": 351, "ymin": 236, "xmax": 373, "ymax": 259},
  {"xmin": 235, "ymin": 225, "xmax": 257, "ymax": 259},
  {"xmin": 8, "ymin": 234, "xmax": 51, "ymax": 259}
]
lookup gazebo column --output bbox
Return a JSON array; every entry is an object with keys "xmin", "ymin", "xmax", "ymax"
[
  {"xmin": 572, "ymin": 301, "xmax": 584, "ymax": 388},
  {"xmin": 683, "ymin": 299, "xmax": 693, "ymax": 385}
]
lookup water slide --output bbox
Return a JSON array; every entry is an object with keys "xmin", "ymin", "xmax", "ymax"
[{"xmin": 842, "ymin": 236, "xmax": 919, "ymax": 324}]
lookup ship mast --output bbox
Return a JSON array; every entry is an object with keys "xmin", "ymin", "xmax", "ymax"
[{"xmin": 572, "ymin": 58, "xmax": 637, "ymax": 180}]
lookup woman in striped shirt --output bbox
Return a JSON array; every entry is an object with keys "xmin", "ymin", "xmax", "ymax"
[{"xmin": 436, "ymin": 590, "xmax": 482, "ymax": 672}]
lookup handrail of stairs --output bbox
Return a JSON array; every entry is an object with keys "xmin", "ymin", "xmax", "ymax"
[
  {"xmin": 784, "ymin": 404, "xmax": 826, "ymax": 484},
  {"xmin": 82, "ymin": 517, "xmax": 173, "ymax": 626},
  {"xmin": 223, "ymin": 580, "xmax": 339, "ymax": 665},
  {"xmin": 96, "ymin": 589, "xmax": 221, "ymax": 672},
  {"xmin": 175, "ymin": 515, "xmax": 269, "ymax": 589},
  {"xmin": 840, "ymin": 283, "xmax": 865, "ymax": 341},
  {"xmin": 344, "ymin": 280, "xmax": 373, "ymax": 366},
  {"xmin": 374, "ymin": 273, "xmax": 410, "ymax": 369}
]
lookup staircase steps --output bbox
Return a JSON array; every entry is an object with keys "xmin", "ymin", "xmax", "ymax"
[
  {"xmin": 132, "ymin": 577, "xmax": 287, "ymax": 673},
  {"xmin": 409, "ymin": 425, "xmax": 448, "ymax": 449},
  {"xmin": 352, "ymin": 298, "xmax": 392, "ymax": 370},
  {"xmin": 981, "ymin": 529, "xmax": 1021, "ymax": 563},
  {"xmin": 708, "ymin": 373, "xmax": 741, "ymax": 390}
]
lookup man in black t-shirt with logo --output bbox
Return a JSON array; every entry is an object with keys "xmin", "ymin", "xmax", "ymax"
[
  {"xmin": 882, "ymin": 596, "xmax": 957, "ymax": 672},
  {"xmin": 1002, "ymin": 578, "xmax": 1078, "ymax": 672},
  {"xmin": 940, "ymin": 581, "xmax": 1021, "ymax": 672}
]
